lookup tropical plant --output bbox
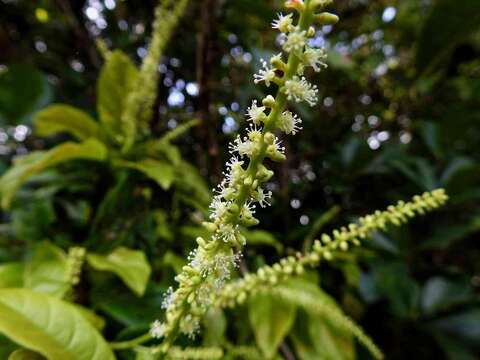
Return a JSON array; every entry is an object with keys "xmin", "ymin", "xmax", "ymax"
[{"xmin": 1, "ymin": 0, "xmax": 476, "ymax": 359}]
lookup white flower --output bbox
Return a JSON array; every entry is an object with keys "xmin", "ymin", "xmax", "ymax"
[
  {"xmin": 242, "ymin": 201, "xmax": 257, "ymax": 217},
  {"xmin": 246, "ymin": 100, "xmax": 266, "ymax": 124},
  {"xmin": 272, "ymin": 13, "xmax": 293, "ymax": 33},
  {"xmin": 303, "ymin": 47, "xmax": 328, "ymax": 72},
  {"xmin": 283, "ymin": 76, "xmax": 318, "ymax": 106},
  {"xmin": 272, "ymin": 137, "xmax": 285, "ymax": 155},
  {"xmin": 283, "ymin": 29, "xmax": 307, "ymax": 53},
  {"xmin": 247, "ymin": 124, "xmax": 262, "ymax": 141},
  {"xmin": 161, "ymin": 287, "xmax": 175, "ymax": 309},
  {"xmin": 180, "ymin": 314, "xmax": 200, "ymax": 339},
  {"xmin": 226, "ymin": 156, "xmax": 244, "ymax": 170},
  {"xmin": 278, "ymin": 110, "xmax": 302, "ymax": 135},
  {"xmin": 254, "ymin": 187, "xmax": 272, "ymax": 208},
  {"xmin": 150, "ymin": 320, "xmax": 166, "ymax": 339},
  {"xmin": 229, "ymin": 136, "xmax": 256, "ymax": 157},
  {"xmin": 209, "ymin": 196, "xmax": 229, "ymax": 220},
  {"xmin": 253, "ymin": 59, "xmax": 277, "ymax": 86},
  {"xmin": 215, "ymin": 180, "xmax": 233, "ymax": 199},
  {"xmin": 216, "ymin": 223, "xmax": 239, "ymax": 244}
]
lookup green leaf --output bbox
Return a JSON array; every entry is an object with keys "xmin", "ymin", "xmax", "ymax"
[
  {"xmin": 73, "ymin": 306, "xmax": 106, "ymax": 331},
  {"xmin": 11, "ymin": 198, "xmax": 56, "ymax": 242},
  {"xmin": 0, "ymin": 64, "xmax": 52, "ymax": 125},
  {"xmin": 24, "ymin": 242, "xmax": 69, "ymax": 298},
  {"xmin": 273, "ymin": 279, "xmax": 383, "ymax": 359},
  {"xmin": 243, "ymin": 230, "xmax": 283, "ymax": 252},
  {"xmin": 416, "ymin": 0, "xmax": 480, "ymax": 73},
  {"xmin": 373, "ymin": 262, "xmax": 420, "ymax": 318},
  {"xmin": 429, "ymin": 309, "xmax": 480, "ymax": 345},
  {"xmin": 203, "ymin": 308, "xmax": 226, "ymax": 347},
  {"xmin": 418, "ymin": 122, "xmax": 443, "ymax": 159},
  {"xmin": 87, "ymin": 247, "xmax": 151, "ymax": 296},
  {"xmin": 162, "ymin": 251, "xmax": 186, "ymax": 274},
  {"xmin": 134, "ymin": 347, "xmax": 156, "ymax": 360},
  {"xmin": 308, "ymin": 315, "xmax": 355, "ymax": 360},
  {"xmin": 8, "ymin": 349, "xmax": 45, "ymax": 359},
  {"xmin": 431, "ymin": 332, "xmax": 478, "ymax": 360},
  {"xmin": 33, "ymin": 104, "xmax": 102, "ymax": 141},
  {"xmin": 248, "ymin": 290, "xmax": 296, "ymax": 359},
  {"xmin": 0, "ymin": 289, "xmax": 115, "ymax": 360},
  {"xmin": 420, "ymin": 215, "xmax": 480, "ymax": 250},
  {"xmin": 115, "ymin": 159, "xmax": 174, "ymax": 190},
  {"xmin": 0, "ymin": 139, "xmax": 108, "ymax": 209},
  {"xmin": 174, "ymin": 160, "xmax": 211, "ymax": 209},
  {"xmin": 97, "ymin": 50, "xmax": 138, "ymax": 144},
  {"xmin": 0, "ymin": 335, "xmax": 17, "ymax": 360},
  {"xmin": 157, "ymin": 119, "xmax": 200, "ymax": 144},
  {"xmin": 0, "ymin": 263, "xmax": 24, "ymax": 288}
]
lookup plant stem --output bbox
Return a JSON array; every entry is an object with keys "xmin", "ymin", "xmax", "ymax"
[{"xmin": 157, "ymin": 4, "xmax": 315, "ymax": 354}]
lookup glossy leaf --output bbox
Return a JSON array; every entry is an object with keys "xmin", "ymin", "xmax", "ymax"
[
  {"xmin": 0, "ymin": 289, "xmax": 115, "ymax": 360},
  {"xmin": 33, "ymin": 104, "xmax": 102, "ymax": 141},
  {"xmin": 248, "ymin": 290, "xmax": 296, "ymax": 359},
  {"xmin": 0, "ymin": 139, "xmax": 108, "ymax": 209},
  {"xmin": 87, "ymin": 247, "xmax": 151, "ymax": 296},
  {"xmin": 24, "ymin": 242, "xmax": 69, "ymax": 298}
]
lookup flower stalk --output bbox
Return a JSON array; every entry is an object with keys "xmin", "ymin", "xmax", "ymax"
[
  {"xmin": 152, "ymin": 0, "xmax": 338, "ymax": 353},
  {"xmin": 215, "ymin": 189, "xmax": 448, "ymax": 309}
]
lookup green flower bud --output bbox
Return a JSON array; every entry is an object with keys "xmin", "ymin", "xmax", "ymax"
[
  {"xmin": 314, "ymin": 12, "xmax": 339, "ymax": 25},
  {"xmin": 262, "ymin": 95, "xmax": 276, "ymax": 108}
]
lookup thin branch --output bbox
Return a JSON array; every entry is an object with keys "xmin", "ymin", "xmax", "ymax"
[{"xmin": 196, "ymin": 0, "xmax": 221, "ymax": 180}]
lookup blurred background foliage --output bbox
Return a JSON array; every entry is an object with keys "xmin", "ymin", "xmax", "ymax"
[{"xmin": 0, "ymin": 0, "xmax": 479, "ymax": 359}]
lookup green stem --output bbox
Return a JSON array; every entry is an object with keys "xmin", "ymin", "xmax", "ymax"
[{"xmin": 157, "ymin": 5, "xmax": 315, "ymax": 356}]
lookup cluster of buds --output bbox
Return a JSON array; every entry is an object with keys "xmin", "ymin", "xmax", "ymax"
[
  {"xmin": 63, "ymin": 246, "xmax": 86, "ymax": 300},
  {"xmin": 153, "ymin": 0, "xmax": 340, "ymax": 347},
  {"xmin": 215, "ymin": 189, "xmax": 448, "ymax": 308},
  {"xmin": 65, "ymin": 247, "xmax": 86, "ymax": 287}
]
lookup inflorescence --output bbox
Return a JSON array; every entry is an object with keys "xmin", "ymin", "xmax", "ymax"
[
  {"xmin": 215, "ymin": 189, "xmax": 448, "ymax": 308},
  {"xmin": 151, "ymin": 0, "xmax": 339, "ymax": 350}
]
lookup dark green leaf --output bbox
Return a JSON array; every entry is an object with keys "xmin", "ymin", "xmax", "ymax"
[
  {"xmin": 0, "ymin": 139, "xmax": 108, "ymax": 209},
  {"xmin": 0, "ymin": 263, "xmax": 24, "ymax": 288},
  {"xmin": 115, "ymin": 159, "xmax": 174, "ymax": 190},
  {"xmin": 0, "ymin": 64, "xmax": 52, "ymax": 124},
  {"xmin": 416, "ymin": 0, "xmax": 480, "ymax": 73}
]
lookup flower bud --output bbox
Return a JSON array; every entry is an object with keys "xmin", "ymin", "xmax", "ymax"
[
  {"xmin": 262, "ymin": 95, "xmax": 276, "ymax": 108},
  {"xmin": 314, "ymin": 12, "xmax": 339, "ymax": 25}
]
